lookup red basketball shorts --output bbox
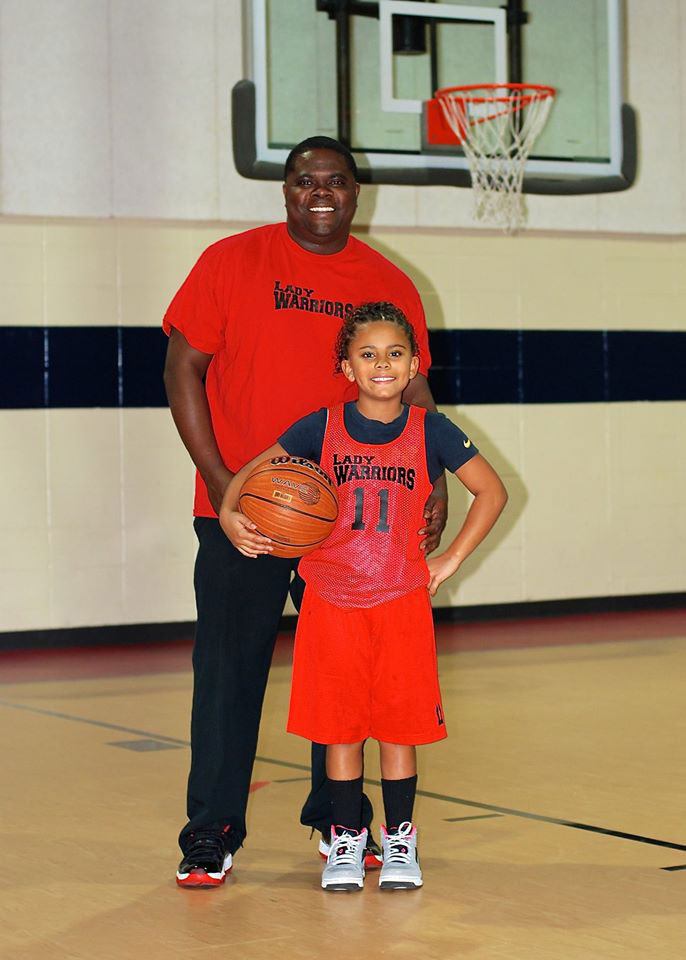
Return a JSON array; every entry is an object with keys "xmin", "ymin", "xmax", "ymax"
[{"xmin": 287, "ymin": 586, "xmax": 447, "ymax": 746}]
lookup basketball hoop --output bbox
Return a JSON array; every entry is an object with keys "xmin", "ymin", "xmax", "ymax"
[{"xmin": 434, "ymin": 83, "xmax": 556, "ymax": 233}]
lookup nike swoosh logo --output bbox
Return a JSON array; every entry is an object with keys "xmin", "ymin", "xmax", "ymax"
[{"xmin": 463, "ymin": 439, "xmax": 471, "ymax": 448}]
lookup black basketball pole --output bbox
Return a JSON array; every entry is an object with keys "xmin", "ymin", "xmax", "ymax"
[
  {"xmin": 334, "ymin": 1, "xmax": 352, "ymax": 146},
  {"xmin": 506, "ymin": 0, "xmax": 527, "ymax": 85},
  {"xmin": 316, "ymin": 1, "xmax": 381, "ymax": 147},
  {"xmin": 429, "ymin": 19, "xmax": 438, "ymax": 95},
  {"xmin": 506, "ymin": 0, "xmax": 527, "ymax": 141}
]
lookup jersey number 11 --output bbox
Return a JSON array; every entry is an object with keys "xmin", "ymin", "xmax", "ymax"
[{"xmin": 351, "ymin": 487, "xmax": 390, "ymax": 534}]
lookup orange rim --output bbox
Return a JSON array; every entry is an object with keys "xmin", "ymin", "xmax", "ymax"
[
  {"xmin": 434, "ymin": 83, "xmax": 555, "ymax": 126},
  {"xmin": 435, "ymin": 82, "xmax": 556, "ymax": 103}
]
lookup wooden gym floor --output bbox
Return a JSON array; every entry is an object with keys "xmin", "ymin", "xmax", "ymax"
[{"xmin": 1, "ymin": 608, "xmax": 685, "ymax": 959}]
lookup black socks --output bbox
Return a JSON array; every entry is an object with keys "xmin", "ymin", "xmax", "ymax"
[
  {"xmin": 328, "ymin": 773, "xmax": 418, "ymax": 833},
  {"xmin": 381, "ymin": 774, "xmax": 418, "ymax": 831},
  {"xmin": 329, "ymin": 776, "xmax": 363, "ymax": 832}
]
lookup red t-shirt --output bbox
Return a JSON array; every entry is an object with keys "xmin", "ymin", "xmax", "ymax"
[{"xmin": 163, "ymin": 222, "xmax": 431, "ymax": 517}]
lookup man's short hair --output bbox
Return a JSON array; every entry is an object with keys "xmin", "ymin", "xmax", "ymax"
[{"xmin": 284, "ymin": 137, "xmax": 359, "ymax": 182}]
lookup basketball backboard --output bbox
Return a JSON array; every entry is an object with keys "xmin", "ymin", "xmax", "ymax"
[{"xmin": 233, "ymin": 0, "xmax": 636, "ymax": 194}]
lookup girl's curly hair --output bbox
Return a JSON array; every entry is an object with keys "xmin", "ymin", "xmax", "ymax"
[{"xmin": 334, "ymin": 301, "xmax": 419, "ymax": 372}]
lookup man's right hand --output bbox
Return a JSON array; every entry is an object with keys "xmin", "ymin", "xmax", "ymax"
[
  {"xmin": 164, "ymin": 328, "xmax": 234, "ymax": 518},
  {"xmin": 205, "ymin": 467, "xmax": 234, "ymax": 517}
]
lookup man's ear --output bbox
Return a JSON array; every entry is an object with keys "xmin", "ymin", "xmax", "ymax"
[{"xmin": 341, "ymin": 359, "xmax": 356, "ymax": 382}]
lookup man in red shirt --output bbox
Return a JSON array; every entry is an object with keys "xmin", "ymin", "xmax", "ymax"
[{"xmin": 163, "ymin": 137, "xmax": 447, "ymax": 887}]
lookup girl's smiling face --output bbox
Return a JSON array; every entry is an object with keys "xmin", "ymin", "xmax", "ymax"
[{"xmin": 341, "ymin": 321, "xmax": 419, "ymax": 405}]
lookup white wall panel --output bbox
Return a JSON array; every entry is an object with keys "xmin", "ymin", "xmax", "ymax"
[
  {"xmin": 0, "ymin": 222, "xmax": 45, "ymax": 326},
  {"xmin": 520, "ymin": 404, "xmax": 613, "ymax": 600},
  {"xmin": 1, "ymin": 219, "xmax": 685, "ymax": 631},
  {"xmin": 434, "ymin": 399, "xmax": 527, "ymax": 607},
  {"xmin": 457, "ymin": 404, "xmax": 524, "ymax": 478},
  {"xmin": 0, "ymin": 393, "xmax": 683, "ymax": 632},
  {"xmin": 1, "ymin": 569, "xmax": 51, "ymax": 632},
  {"xmin": 216, "ymin": 0, "xmax": 274, "ymax": 223},
  {"xmin": 220, "ymin": 165, "xmax": 285, "ymax": 226},
  {"xmin": 121, "ymin": 409, "xmax": 196, "ymax": 623},
  {"xmin": 0, "ymin": 0, "xmax": 684, "ymax": 232},
  {"xmin": 110, "ymin": 0, "xmax": 220, "ymax": 219},
  {"xmin": 123, "ymin": 559, "xmax": 194, "ymax": 623},
  {"xmin": 44, "ymin": 223, "xmax": 118, "ymax": 326},
  {"xmin": 682, "ymin": 0, "xmax": 686, "ymax": 228},
  {"xmin": 46, "ymin": 411, "xmax": 124, "ymax": 625},
  {"xmin": 415, "ymin": 185, "xmax": 471, "ymax": 232},
  {"xmin": 597, "ymin": 0, "xmax": 686, "ymax": 234},
  {"xmin": 356, "ymin": 185, "xmax": 419, "ymax": 229},
  {"xmin": 0, "ymin": 410, "xmax": 48, "ymax": 531},
  {"xmin": 0, "ymin": 410, "xmax": 50, "ymax": 631},
  {"xmin": 51, "ymin": 563, "xmax": 124, "ymax": 628},
  {"xmin": 607, "ymin": 402, "xmax": 686, "ymax": 595},
  {"xmin": 0, "ymin": 0, "xmax": 112, "ymax": 216},
  {"xmin": 116, "ymin": 224, "xmax": 195, "ymax": 326},
  {"xmin": 47, "ymin": 410, "xmax": 123, "ymax": 531},
  {"xmin": 525, "ymin": 194, "xmax": 602, "ymax": 234}
]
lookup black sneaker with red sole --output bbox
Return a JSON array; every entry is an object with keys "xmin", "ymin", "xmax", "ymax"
[{"xmin": 176, "ymin": 826, "xmax": 235, "ymax": 888}]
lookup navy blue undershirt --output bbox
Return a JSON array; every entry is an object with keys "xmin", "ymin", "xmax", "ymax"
[{"xmin": 279, "ymin": 403, "xmax": 478, "ymax": 483}]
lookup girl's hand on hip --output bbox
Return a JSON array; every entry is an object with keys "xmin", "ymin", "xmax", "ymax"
[{"xmin": 426, "ymin": 551, "xmax": 461, "ymax": 597}]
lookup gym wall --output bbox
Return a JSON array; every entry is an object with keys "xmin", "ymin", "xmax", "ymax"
[{"xmin": 0, "ymin": 0, "xmax": 684, "ymax": 632}]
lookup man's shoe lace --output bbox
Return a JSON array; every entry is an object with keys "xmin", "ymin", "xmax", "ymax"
[{"xmin": 184, "ymin": 828, "xmax": 227, "ymax": 864}]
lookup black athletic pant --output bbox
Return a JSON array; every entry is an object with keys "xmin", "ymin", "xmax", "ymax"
[{"xmin": 179, "ymin": 518, "xmax": 372, "ymax": 853}]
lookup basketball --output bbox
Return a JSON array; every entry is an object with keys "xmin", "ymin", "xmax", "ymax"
[{"xmin": 238, "ymin": 456, "xmax": 338, "ymax": 558}]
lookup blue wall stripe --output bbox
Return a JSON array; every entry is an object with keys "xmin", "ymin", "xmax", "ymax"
[
  {"xmin": 1, "ymin": 326, "xmax": 685, "ymax": 409},
  {"xmin": 1, "ymin": 327, "xmax": 44, "ymax": 408}
]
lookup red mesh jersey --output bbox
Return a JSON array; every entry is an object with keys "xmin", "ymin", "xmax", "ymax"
[{"xmin": 299, "ymin": 404, "xmax": 433, "ymax": 608}]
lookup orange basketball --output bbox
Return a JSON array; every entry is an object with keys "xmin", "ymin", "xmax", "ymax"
[{"xmin": 238, "ymin": 456, "xmax": 338, "ymax": 559}]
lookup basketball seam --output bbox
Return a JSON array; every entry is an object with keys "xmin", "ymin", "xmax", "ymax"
[
  {"xmin": 252, "ymin": 532, "xmax": 326, "ymax": 549},
  {"xmin": 238, "ymin": 492, "xmax": 337, "ymax": 523}
]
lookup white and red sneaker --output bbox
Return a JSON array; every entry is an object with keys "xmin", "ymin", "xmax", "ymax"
[
  {"xmin": 321, "ymin": 826, "xmax": 368, "ymax": 891},
  {"xmin": 379, "ymin": 822, "xmax": 423, "ymax": 890},
  {"xmin": 176, "ymin": 827, "xmax": 234, "ymax": 888},
  {"xmin": 319, "ymin": 827, "xmax": 383, "ymax": 869}
]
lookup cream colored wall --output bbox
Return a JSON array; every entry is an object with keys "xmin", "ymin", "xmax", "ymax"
[{"xmin": 1, "ymin": 218, "xmax": 684, "ymax": 630}]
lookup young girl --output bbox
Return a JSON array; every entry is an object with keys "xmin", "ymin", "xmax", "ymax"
[{"xmin": 220, "ymin": 302, "xmax": 507, "ymax": 892}]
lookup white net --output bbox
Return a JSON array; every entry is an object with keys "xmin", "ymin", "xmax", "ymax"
[{"xmin": 436, "ymin": 84, "xmax": 555, "ymax": 233}]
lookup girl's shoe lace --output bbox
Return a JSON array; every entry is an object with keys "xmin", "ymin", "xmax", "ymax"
[{"xmin": 384, "ymin": 822, "xmax": 414, "ymax": 863}]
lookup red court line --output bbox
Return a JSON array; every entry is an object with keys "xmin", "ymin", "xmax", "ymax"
[
  {"xmin": 0, "ymin": 608, "xmax": 684, "ymax": 685},
  {"xmin": 434, "ymin": 607, "xmax": 686, "ymax": 653},
  {"xmin": 249, "ymin": 781, "xmax": 271, "ymax": 793},
  {"xmin": 0, "ymin": 639, "xmax": 195, "ymax": 685}
]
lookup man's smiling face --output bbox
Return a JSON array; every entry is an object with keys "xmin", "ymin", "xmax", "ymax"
[{"xmin": 283, "ymin": 148, "xmax": 360, "ymax": 255}]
